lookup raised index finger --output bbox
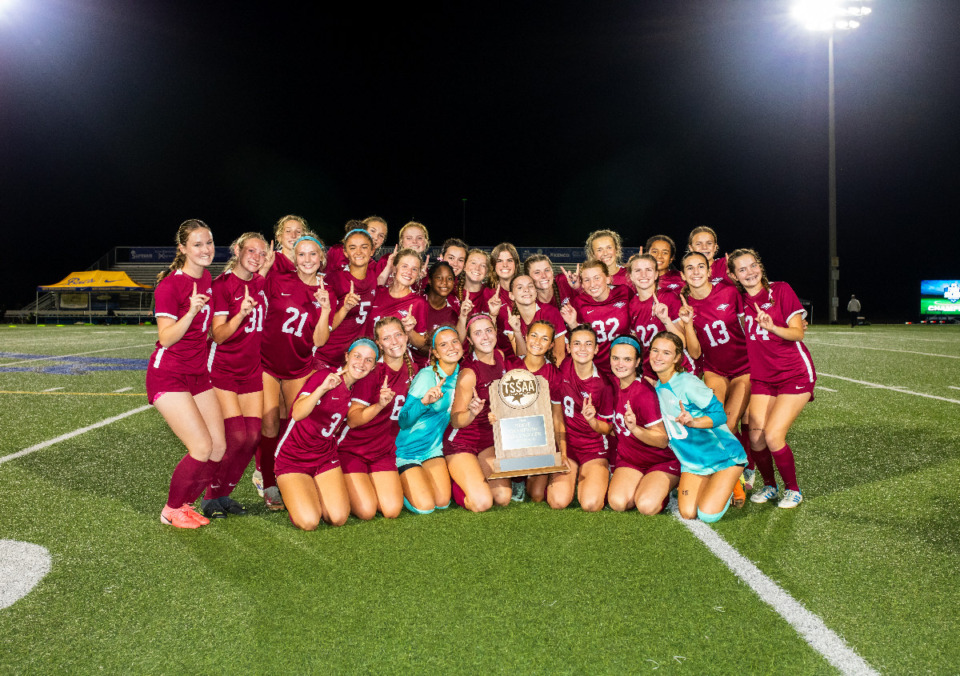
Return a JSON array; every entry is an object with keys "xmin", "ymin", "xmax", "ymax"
[
  {"xmin": 192, "ymin": 282, "xmax": 197, "ymax": 295},
  {"xmin": 754, "ymin": 302, "xmax": 761, "ymax": 314}
]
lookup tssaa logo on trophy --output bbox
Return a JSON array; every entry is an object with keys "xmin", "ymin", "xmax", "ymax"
[{"xmin": 498, "ymin": 370, "xmax": 539, "ymax": 409}]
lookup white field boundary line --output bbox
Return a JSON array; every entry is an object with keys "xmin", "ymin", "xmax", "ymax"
[
  {"xmin": 805, "ymin": 341, "xmax": 959, "ymax": 359},
  {"xmin": 0, "ymin": 405, "xmax": 152, "ymax": 466},
  {"xmin": 818, "ymin": 386, "xmax": 838, "ymax": 392},
  {"xmin": 0, "ymin": 344, "xmax": 154, "ymax": 368},
  {"xmin": 671, "ymin": 500, "xmax": 879, "ymax": 676},
  {"xmin": 819, "ymin": 373, "xmax": 960, "ymax": 405},
  {"xmin": 949, "ymin": 386, "xmax": 960, "ymax": 391}
]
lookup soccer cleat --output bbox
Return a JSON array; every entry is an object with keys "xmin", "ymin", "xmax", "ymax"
[
  {"xmin": 742, "ymin": 468, "xmax": 756, "ymax": 492},
  {"xmin": 201, "ymin": 498, "xmax": 227, "ymax": 520},
  {"xmin": 161, "ymin": 505, "xmax": 202, "ymax": 529},
  {"xmin": 750, "ymin": 485, "xmax": 779, "ymax": 504},
  {"xmin": 263, "ymin": 486, "xmax": 285, "ymax": 511},
  {"xmin": 252, "ymin": 470, "xmax": 264, "ymax": 497},
  {"xmin": 511, "ymin": 480, "xmax": 526, "ymax": 503},
  {"xmin": 218, "ymin": 496, "xmax": 248, "ymax": 516},
  {"xmin": 778, "ymin": 489, "xmax": 803, "ymax": 509},
  {"xmin": 732, "ymin": 474, "xmax": 746, "ymax": 508},
  {"xmin": 181, "ymin": 503, "xmax": 211, "ymax": 525}
]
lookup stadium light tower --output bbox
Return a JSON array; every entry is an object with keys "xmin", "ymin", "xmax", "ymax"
[{"xmin": 792, "ymin": 0, "xmax": 872, "ymax": 323}]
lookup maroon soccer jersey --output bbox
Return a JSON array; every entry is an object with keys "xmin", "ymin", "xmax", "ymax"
[
  {"xmin": 275, "ymin": 368, "xmax": 353, "ymax": 462},
  {"xmin": 685, "ymin": 284, "xmax": 749, "ymax": 377},
  {"xmin": 365, "ymin": 287, "xmax": 428, "ymax": 340},
  {"xmin": 612, "ymin": 378, "xmax": 673, "ymax": 468},
  {"xmin": 568, "ymin": 285, "xmax": 632, "ymax": 374},
  {"xmin": 338, "ymin": 360, "xmax": 417, "ymax": 461},
  {"xmin": 325, "ymin": 243, "xmax": 347, "ymax": 273},
  {"xmin": 554, "ymin": 274, "xmax": 585, "ymax": 308},
  {"xmin": 505, "ymin": 356, "xmax": 562, "ymax": 404},
  {"xmin": 627, "ymin": 291, "xmax": 697, "ymax": 378},
  {"xmin": 443, "ymin": 351, "xmax": 507, "ymax": 452},
  {"xmin": 496, "ymin": 303, "xmax": 568, "ymax": 356},
  {"xmin": 658, "ymin": 269, "xmax": 684, "ymax": 294},
  {"xmin": 261, "ymin": 271, "xmax": 329, "ymax": 380},
  {"xmin": 557, "ymin": 358, "xmax": 615, "ymax": 456},
  {"xmin": 266, "ymin": 250, "xmax": 297, "ymax": 278},
  {"xmin": 739, "ymin": 282, "xmax": 816, "ymax": 385},
  {"xmin": 414, "ymin": 299, "xmax": 459, "ymax": 368},
  {"xmin": 609, "ymin": 266, "xmax": 631, "ymax": 288},
  {"xmin": 314, "ymin": 267, "xmax": 378, "ymax": 369},
  {"xmin": 710, "ymin": 256, "xmax": 732, "ymax": 287},
  {"xmin": 150, "ymin": 269, "xmax": 214, "ymax": 375},
  {"xmin": 208, "ymin": 270, "xmax": 267, "ymax": 380}
]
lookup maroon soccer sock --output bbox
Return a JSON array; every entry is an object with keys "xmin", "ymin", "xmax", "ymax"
[
  {"xmin": 736, "ymin": 427, "xmax": 755, "ymax": 470},
  {"xmin": 451, "ymin": 478, "xmax": 467, "ymax": 508},
  {"xmin": 218, "ymin": 417, "xmax": 261, "ymax": 497},
  {"xmin": 166, "ymin": 455, "xmax": 207, "ymax": 509},
  {"xmin": 259, "ymin": 435, "xmax": 279, "ymax": 489},
  {"xmin": 205, "ymin": 416, "xmax": 246, "ymax": 500},
  {"xmin": 202, "ymin": 460, "xmax": 222, "ymax": 500},
  {"xmin": 752, "ymin": 446, "xmax": 778, "ymax": 488},
  {"xmin": 771, "ymin": 444, "xmax": 800, "ymax": 492}
]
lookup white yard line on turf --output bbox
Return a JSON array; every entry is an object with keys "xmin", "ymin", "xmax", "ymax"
[
  {"xmin": 113, "ymin": 387, "xmax": 133, "ymax": 393},
  {"xmin": 805, "ymin": 341, "xmax": 959, "ymax": 359},
  {"xmin": 819, "ymin": 373, "xmax": 960, "ymax": 405},
  {"xmin": 0, "ymin": 405, "xmax": 153, "ymax": 466},
  {"xmin": 671, "ymin": 501, "xmax": 879, "ymax": 676},
  {"xmin": 949, "ymin": 386, "xmax": 960, "ymax": 391},
  {"xmin": 41, "ymin": 387, "xmax": 64, "ymax": 392},
  {"xmin": 0, "ymin": 344, "xmax": 154, "ymax": 368},
  {"xmin": 818, "ymin": 386, "xmax": 838, "ymax": 392}
]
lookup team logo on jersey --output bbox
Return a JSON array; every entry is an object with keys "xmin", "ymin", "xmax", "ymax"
[
  {"xmin": 760, "ymin": 302, "xmax": 773, "ymax": 310},
  {"xmin": 716, "ymin": 303, "xmax": 730, "ymax": 311},
  {"xmin": 312, "ymin": 301, "xmax": 321, "ymax": 309},
  {"xmin": 613, "ymin": 302, "xmax": 626, "ymax": 309},
  {"xmin": 498, "ymin": 369, "xmax": 539, "ymax": 409},
  {"xmin": 580, "ymin": 391, "xmax": 590, "ymax": 399}
]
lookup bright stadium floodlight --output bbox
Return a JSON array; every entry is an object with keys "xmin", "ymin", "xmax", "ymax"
[{"xmin": 793, "ymin": 0, "xmax": 872, "ymax": 323}]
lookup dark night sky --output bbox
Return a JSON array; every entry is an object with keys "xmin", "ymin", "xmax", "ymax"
[{"xmin": 2, "ymin": 1, "xmax": 959, "ymax": 321}]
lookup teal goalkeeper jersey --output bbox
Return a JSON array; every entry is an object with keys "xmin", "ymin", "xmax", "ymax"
[
  {"xmin": 654, "ymin": 372, "xmax": 747, "ymax": 475},
  {"xmin": 395, "ymin": 364, "xmax": 460, "ymax": 463}
]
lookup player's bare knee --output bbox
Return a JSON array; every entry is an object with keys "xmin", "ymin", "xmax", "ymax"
[
  {"xmin": 636, "ymin": 495, "xmax": 663, "ymax": 516},
  {"xmin": 492, "ymin": 488, "xmax": 511, "ymax": 507},
  {"xmin": 527, "ymin": 486, "xmax": 546, "ymax": 503},
  {"xmin": 294, "ymin": 514, "xmax": 320, "ymax": 531},
  {"xmin": 608, "ymin": 494, "xmax": 629, "ymax": 512},
  {"xmin": 381, "ymin": 503, "xmax": 402, "ymax": 519},
  {"xmin": 467, "ymin": 493, "xmax": 493, "ymax": 512},
  {"xmin": 580, "ymin": 495, "xmax": 604, "ymax": 512}
]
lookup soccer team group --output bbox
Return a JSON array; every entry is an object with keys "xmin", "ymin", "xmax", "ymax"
[{"xmin": 147, "ymin": 214, "xmax": 816, "ymax": 530}]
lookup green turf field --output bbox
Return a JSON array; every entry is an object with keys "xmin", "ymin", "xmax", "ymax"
[{"xmin": 1, "ymin": 324, "xmax": 958, "ymax": 674}]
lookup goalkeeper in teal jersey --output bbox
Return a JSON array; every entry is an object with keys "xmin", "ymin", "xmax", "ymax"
[
  {"xmin": 649, "ymin": 332, "xmax": 746, "ymax": 523},
  {"xmin": 395, "ymin": 326, "xmax": 463, "ymax": 514}
]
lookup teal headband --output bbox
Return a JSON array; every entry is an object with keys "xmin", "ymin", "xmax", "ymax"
[
  {"xmin": 348, "ymin": 338, "xmax": 379, "ymax": 360},
  {"xmin": 432, "ymin": 325, "xmax": 458, "ymax": 348},
  {"xmin": 293, "ymin": 235, "xmax": 325, "ymax": 252},
  {"xmin": 611, "ymin": 335, "xmax": 642, "ymax": 355},
  {"xmin": 344, "ymin": 228, "xmax": 373, "ymax": 241}
]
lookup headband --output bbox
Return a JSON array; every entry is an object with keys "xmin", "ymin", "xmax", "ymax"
[
  {"xmin": 431, "ymin": 325, "xmax": 458, "ymax": 348},
  {"xmin": 344, "ymin": 228, "xmax": 372, "ymax": 242},
  {"xmin": 293, "ymin": 235, "xmax": 325, "ymax": 252},
  {"xmin": 611, "ymin": 335, "xmax": 642, "ymax": 354},
  {"xmin": 465, "ymin": 313, "xmax": 493, "ymax": 330},
  {"xmin": 348, "ymin": 338, "xmax": 379, "ymax": 360}
]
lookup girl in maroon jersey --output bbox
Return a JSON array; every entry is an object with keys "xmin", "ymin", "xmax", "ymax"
[
  {"xmin": 203, "ymin": 232, "xmax": 269, "ymax": 518},
  {"xmin": 607, "ymin": 336, "xmax": 677, "ymax": 514},
  {"xmin": 678, "ymin": 250, "xmax": 752, "ymax": 503},
  {"xmin": 497, "ymin": 274, "xmax": 567, "ymax": 364},
  {"xmin": 258, "ymin": 235, "xmax": 334, "ymax": 511},
  {"xmin": 148, "ymin": 219, "xmax": 222, "ymax": 529},
  {"xmin": 444, "ymin": 314, "xmax": 510, "ymax": 512},
  {"xmin": 524, "ymin": 254, "xmax": 575, "ymax": 312},
  {"xmin": 585, "ymin": 229, "xmax": 630, "ymax": 287},
  {"xmin": 502, "ymin": 319, "xmax": 567, "ymax": 503},
  {"xmin": 559, "ymin": 259, "xmax": 632, "ymax": 378},
  {"xmin": 687, "ymin": 226, "xmax": 730, "ymax": 287},
  {"xmin": 275, "ymin": 339, "xmax": 379, "ymax": 530},
  {"xmin": 368, "ymin": 248, "xmax": 429, "ymax": 353},
  {"xmin": 339, "ymin": 317, "xmax": 417, "ymax": 520},
  {"xmin": 378, "ymin": 221, "xmax": 431, "ymax": 289},
  {"xmin": 550, "ymin": 324, "xmax": 616, "ymax": 511},
  {"xmin": 455, "ymin": 249, "xmax": 497, "ymax": 337},
  {"xmin": 646, "ymin": 234, "xmax": 684, "ymax": 294},
  {"xmin": 626, "ymin": 253, "xmax": 689, "ymax": 377},
  {"xmin": 488, "ymin": 242, "xmax": 521, "ymax": 313},
  {"xmin": 419, "ymin": 261, "xmax": 460, "ymax": 367},
  {"xmin": 728, "ymin": 249, "xmax": 816, "ymax": 509},
  {"xmin": 315, "ymin": 228, "xmax": 378, "ymax": 370},
  {"xmin": 263, "ymin": 214, "xmax": 307, "ymax": 277}
]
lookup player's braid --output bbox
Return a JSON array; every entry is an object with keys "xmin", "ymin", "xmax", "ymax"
[
  {"xmin": 403, "ymin": 349, "xmax": 416, "ymax": 381},
  {"xmin": 157, "ymin": 252, "xmax": 186, "ymax": 284},
  {"xmin": 456, "ymin": 271, "xmax": 466, "ymax": 302},
  {"xmin": 552, "ymin": 278, "xmax": 562, "ymax": 310}
]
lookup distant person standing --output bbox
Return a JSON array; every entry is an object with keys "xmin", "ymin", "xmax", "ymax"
[{"xmin": 847, "ymin": 295, "xmax": 861, "ymax": 328}]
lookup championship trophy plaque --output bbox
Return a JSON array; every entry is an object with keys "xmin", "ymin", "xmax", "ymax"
[{"xmin": 488, "ymin": 369, "xmax": 566, "ymax": 479}]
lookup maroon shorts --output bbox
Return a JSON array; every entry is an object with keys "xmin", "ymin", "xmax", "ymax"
[
  {"xmin": 274, "ymin": 450, "xmax": 341, "ymax": 478},
  {"xmin": 567, "ymin": 446, "xmax": 610, "ymax": 467},
  {"xmin": 752, "ymin": 377, "xmax": 816, "ymax": 401},
  {"xmin": 339, "ymin": 449, "xmax": 398, "ymax": 474},
  {"xmin": 615, "ymin": 456, "xmax": 680, "ymax": 477},
  {"xmin": 146, "ymin": 369, "xmax": 213, "ymax": 405},
  {"xmin": 210, "ymin": 371, "xmax": 263, "ymax": 395},
  {"xmin": 442, "ymin": 428, "xmax": 493, "ymax": 457}
]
